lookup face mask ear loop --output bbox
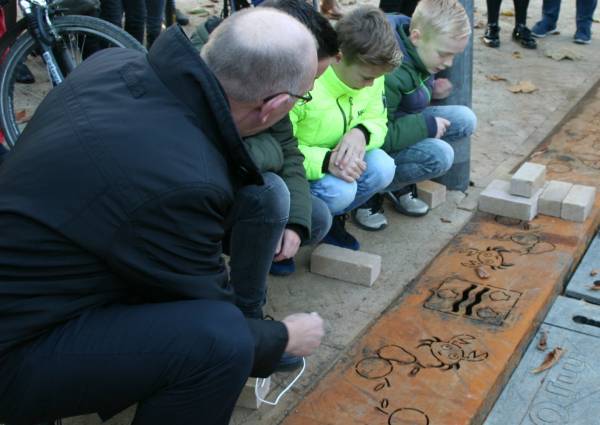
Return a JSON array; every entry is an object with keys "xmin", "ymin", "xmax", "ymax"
[{"xmin": 254, "ymin": 357, "xmax": 306, "ymax": 406}]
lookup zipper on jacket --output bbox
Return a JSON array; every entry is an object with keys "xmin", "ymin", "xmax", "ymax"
[
  {"xmin": 348, "ymin": 97, "xmax": 354, "ymax": 126},
  {"xmin": 336, "ymin": 96, "xmax": 348, "ymax": 134}
]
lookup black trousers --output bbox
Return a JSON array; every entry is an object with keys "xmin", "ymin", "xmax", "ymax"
[{"xmin": 0, "ymin": 300, "xmax": 254, "ymax": 425}]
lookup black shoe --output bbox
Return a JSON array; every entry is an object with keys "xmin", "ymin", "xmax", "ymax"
[
  {"xmin": 275, "ymin": 352, "xmax": 304, "ymax": 373},
  {"xmin": 175, "ymin": 8, "xmax": 189, "ymax": 25},
  {"xmin": 322, "ymin": 214, "xmax": 360, "ymax": 251},
  {"xmin": 483, "ymin": 23, "xmax": 500, "ymax": 48},
  {"xmin": 15, "ymin": 63, "xmax": 35, "ymax": 84},
  {"xmin": 512, "ymin": 24, "xmax": 537, "ymax": 49}
]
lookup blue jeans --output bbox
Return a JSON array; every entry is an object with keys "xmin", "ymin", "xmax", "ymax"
[
  {"xmin": 227, "ymin": 172, "xmax": 331, "ymax": 317},
  {"xmin": 387, "ymin": 105, "xmax": 477, "ymax": 191},
  {"xmin": 310, "ymin": 148, "xmax": 396, "ymax": 215},
  {"xmin": 536, "ymin": 0, "xmax": 598, "ymax": 38}
]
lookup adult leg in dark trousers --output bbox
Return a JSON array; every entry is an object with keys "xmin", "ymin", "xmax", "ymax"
[
  {"xmin": 0, "ymin": 300, "xmax": 254, "ymax": 425},
  {"xmin": 226, "ymin": 172, "xmax": 331, "ymax": 319}
]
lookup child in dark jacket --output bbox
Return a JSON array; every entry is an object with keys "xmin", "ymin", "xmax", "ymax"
[{"xmin": 379, "ymin": 0, "xmax": 476, "ymax": 217}]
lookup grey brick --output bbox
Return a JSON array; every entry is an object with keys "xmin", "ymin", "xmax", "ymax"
[
  {"xmin": 510, "ymin": 162, "xmax": 546, "ymax": 197},
  {"xmin": 416, "ymin": 180, "xmax": 447, "ymax": 209},
  {"xmin": 479, "ymin": 179, "xmax": 542, "ymax": 221},
  {"xmin": 310, "ymin": 244, "xmax": 381, "ymax": 287},
  {"xmin": 538, "ymin": 180, "xmax": 573, "ymax": 217},
  {"xmin": 561, "ymin": 184, "xmax": 596, "ymax": 222}
]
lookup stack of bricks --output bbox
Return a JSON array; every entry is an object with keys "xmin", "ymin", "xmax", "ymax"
[{"xmin": 479, "ymin": 162, "xmax": 596, "ymax": 222}]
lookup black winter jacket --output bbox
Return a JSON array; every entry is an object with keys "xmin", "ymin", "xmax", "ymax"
[{"xmin": 0, "ymin": 26, "xmax": 287, "ymax": 377}]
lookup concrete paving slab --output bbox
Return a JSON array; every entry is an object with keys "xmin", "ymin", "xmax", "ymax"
[
  {"xmin": 484, "ymin": 296, "xmax": 600, "ymax": 425},
  {"xmin": 565, "ymin": 233, "xmax": 600, "ymax": 304},
  {"xmin": 544, "ymin": 295, "xmax": 600, "ymax": 339}
]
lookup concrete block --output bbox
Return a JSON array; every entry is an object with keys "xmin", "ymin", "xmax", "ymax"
[
  {"xmin": 545, "ymin": 296, "xmax": 600, "ymax": 338},
  {"xmin": 236, "ymin": 377, "xmax": 271, "ymax": 410},
  {"xmin": 561, "ymin": 184, "xmax": 596, "ymax": 222},
  {"xmin": 538, "ymin": 180, "xmax": 573, "ymax": 217},
  {"xmin": 416, "ymin": 180, "xmax": 447, "ymax": 209},
  {"xmin": 310, "ymin": 244, "xmax": 381, "ymax": 287},
  {"xmin": 510, "ymin": 162, "xmax": 546, "ymax": 197},
  {"xmin": 565, "ymin": 233, "xmax": 600, "ymax": 304},
  {"xmin": 478, "ymin": 179, "xmax": 542, "ymax": 221}
]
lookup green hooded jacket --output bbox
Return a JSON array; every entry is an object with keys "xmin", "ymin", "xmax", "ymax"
[
  {"xmin": 190, "ymin": 20, "xmax": 312, "ymax": 240},
  {"xmin": 290, "ymin": 66, "xmax": 388, "ymax": 181}
]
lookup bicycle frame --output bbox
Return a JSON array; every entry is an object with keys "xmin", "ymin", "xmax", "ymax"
[{"xmin": 17, "ymin": 0, "xmax": 66, "ymax": 85}]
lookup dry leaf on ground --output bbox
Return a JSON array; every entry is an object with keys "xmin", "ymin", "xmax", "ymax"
[
  {"xmin": 15, "ymin": 110, "xmax": 29, "ymax": 123},
  {"xmin": 544, "ymin": 47, "xmax": 583, "ymax": 61},
  {"xmin": 486, "ymin": 74, "xmax": 507, "ymax": 81},
  {"xmin": 476, "ymin": 266, "xmax": 490, "ymax": 279},
  {"xmin": 508, "ymin": 81, "xmax": 538, "ymax": 94},
  {"xmin": 512, "ymin": 51, "xmax": 523, "ymax": 59},
  {"xmin": 500, "ymin": 9, "xmax": 515, "ymax": 16},
  {"xmin": 474, "ymin": 21, "xmax": 485, "ymax": 29},
  {"xmin": 532, "ymin": 347, "xmax": 565, "ymax": 373},
  {"xmin": 187, "ymin": 7, "xmax": 209, "ymax": 16},
  {"xmin": 591, "ymin": 269, "xmax": 599, "ymax": 276},
  {"xmin": 589, "ymin": 280, "xmax": 600, "ymax": 290},
  {"xmin": 440, "ymin": 218, "xmax": 452, "ymax": 223},
  {"xmin": 536, "ymin": 331, "xmax": 548, "ymax": 351}
]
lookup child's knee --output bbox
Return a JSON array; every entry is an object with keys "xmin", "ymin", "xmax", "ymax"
[
  {"xmin": 454, "ymin": 106, "xmax": 477, "ymax": 136},
  {"xmin": 313, "ymin": 177, "xmax": 357, "ymax": 215},
  {"xmin": 365, "ymin": 149, "xmax": 396, "ymax": 190}
]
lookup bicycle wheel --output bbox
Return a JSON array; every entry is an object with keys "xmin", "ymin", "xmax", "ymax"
[{"xmin": 0, "ymin": 15, "xmax": 146, "ymax": 148}]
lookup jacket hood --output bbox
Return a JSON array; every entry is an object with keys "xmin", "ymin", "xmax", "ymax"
[{"xmin": 148, "ymin": 25, "xmax": 263, "ymax": 185}]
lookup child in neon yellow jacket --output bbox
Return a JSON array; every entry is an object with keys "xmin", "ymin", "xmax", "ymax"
[{"xmin": 290, "ymin": 6, "xmax": 402, "ymax": 250}]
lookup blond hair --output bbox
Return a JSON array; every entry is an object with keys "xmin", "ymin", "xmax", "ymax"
[
  {"xmin": 335, "ymin": 5, "xmax": 402, "ymax": 69},
  {"xmin": 410, "ymin": 0, "xmax": 471, "ymax": 41}
]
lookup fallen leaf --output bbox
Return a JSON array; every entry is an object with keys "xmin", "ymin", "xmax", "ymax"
[
  {"xmin": 590, "ymin": 280, "xmax": 600, "ymax": 290},
  {"xmin": 187, "ymin": 7, "xmax": 209, "ymax": 16},
  {"xmin": 532, "ymin": 347, "xmax": 565, "ymax": 373},
  {"xmin": 544, "ymin": 47, "xmax": 583, "ymax": 61},
  {"xmin": 474, "ymin": 21, "xmax": 485, "ymax": 29},
  {"xmin": 530, "ymin": 147, "xmax": 549, "ymax": 159},
  {"xmin": 440, "ymin": 218, "xmax": 452, "ymax": 223},
  {"xmin": 500, "ymin": 9, "xmax": 515, "ymax": 16},
  {"xmin": 508, "ymin": 80, "xmax": 538, "ymax": 94},
  {"xmin": 15, "ymin": 110, "xmax": 30, "ymax": 123},
  {"xmin": 512, "ymin": 51, "xmax": 523, "ymax": 59},
  {"xmin": 486, "ymin": 74, "xmax": 507, "ymax": 81},
  {"xmin": 591, "ymin": 270, "xmax": 599, "ymax": 277},
  {"xmin": 536, "ymin": 331, "xmax": 548, "ymax": 351},
  {"xmin": 476, "ymin": 266, "xmax": 490, "ymax": 279}
]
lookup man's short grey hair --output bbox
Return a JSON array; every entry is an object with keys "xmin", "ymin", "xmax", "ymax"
[{"xmin": 201, "ymin": 8, "xmax": 317, "ymax": 103}]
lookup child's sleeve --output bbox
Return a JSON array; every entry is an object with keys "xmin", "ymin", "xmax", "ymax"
[{"xmin": 356, "ymin": 78, "xmax": 388, "ymax": 150}]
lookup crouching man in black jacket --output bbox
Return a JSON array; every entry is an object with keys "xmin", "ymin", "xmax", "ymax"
[{"xmin": 0, "ymin": 9, "xmax": 323, "ymax": 425}]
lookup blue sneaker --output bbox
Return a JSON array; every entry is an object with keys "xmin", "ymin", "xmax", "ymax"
[
  {"xmin": 531, "ymin": 20, "xmax": 559, "ymax": 38},
  {"xmin": 321, "ymin": 214, "xmax": 360, "ymax": 251},
  {"xmin": 269, "ymin": 258, "xmax": 296, "ymax": 276},
  {"xmin": 574, "ymin": 31, "xmax": 592, "ymax": 44}
]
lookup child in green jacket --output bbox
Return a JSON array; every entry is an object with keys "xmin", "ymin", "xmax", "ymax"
[{"xmin": 291, "ymin": 6, "xmax": 402, "ymax": 250}]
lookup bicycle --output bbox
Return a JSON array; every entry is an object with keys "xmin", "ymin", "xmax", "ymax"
[{"xmin": 0, "ymin": 0, "xmax": 146, "ymax": 148}]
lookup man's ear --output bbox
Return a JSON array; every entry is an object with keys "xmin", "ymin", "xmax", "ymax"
[
  {"xmin": 409, "ymin": 28, "xmax": 422, "ymax": 45},
  {"xmin": 258, "ymin": 93, "xmax": 290, "ymax": 123}
]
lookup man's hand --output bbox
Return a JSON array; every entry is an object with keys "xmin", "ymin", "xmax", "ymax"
[
  {"xmin": 273, "ymin": 229, "xmax": 301, "ymax": 262},
  {"xmin": 328, "ymin": 151, "xmax": 366, "ymax": 183},
  {"xmin": 334, "ymin": 128, "xmax": 367, "ymax": 169},
  {"xmin": 282, "ymin": 312, "xmax": 324, "ymax": 357},
  {"xmin": 435, "ymin": 117, "xmax": 451, "ymax": 139},
  {"xmin": 432, "ymin": 78, "xmax": 453, "ymax": 100}
]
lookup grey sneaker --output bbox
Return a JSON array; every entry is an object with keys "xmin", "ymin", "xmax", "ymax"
[
  {"xmin": 352, "ymin": 194, "xmax": 388, "ymax": 231},
  {"xmin": 385, "ymin": 186, "xmax": 429, "ymax": 217}
]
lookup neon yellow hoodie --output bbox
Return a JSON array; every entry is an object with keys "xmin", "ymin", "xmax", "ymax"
[{"xmin": 290, "ymin": 66, "xmax": 388, "ymax": 181}]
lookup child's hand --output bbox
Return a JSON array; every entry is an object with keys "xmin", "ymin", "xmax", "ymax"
[
  {"xmin": 334, "ymin": 128, "xmax": 367, "ymax": 169},
  {"xmin": 328, "ymin": 151, "xmax": 366, "ymax": 182},
  {"xmin": 432, "ymin": 78, "xmax": 453, "ymax": 100},
  {"xmin": 435, "ymin": 117, "xmax": 451, "ymax": 138}
]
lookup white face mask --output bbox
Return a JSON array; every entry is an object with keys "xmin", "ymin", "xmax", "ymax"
[{"xmin": 254, "ymin": 357, "xmax": 306, "ymax": 406}]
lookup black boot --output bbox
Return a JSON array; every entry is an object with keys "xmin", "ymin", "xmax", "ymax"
[
  {"xmin": 483, "ymin": 23, "xmax": 500, "ymax": 48},
  {"xmin": 15, "ymin": 63, "xmax": 35, "ymax": 84},
  {"xmin": 175, "ymin": 8, "xmax": 189, "ymax": 26},
  {"xmin": 512, "ymin": 24, "xmax": 537, "ymax": 49}
]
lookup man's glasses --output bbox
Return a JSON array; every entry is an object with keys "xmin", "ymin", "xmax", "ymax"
[{"xmin": 263, "ymin": 91, "xmax": 313, "ymax": 106}]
